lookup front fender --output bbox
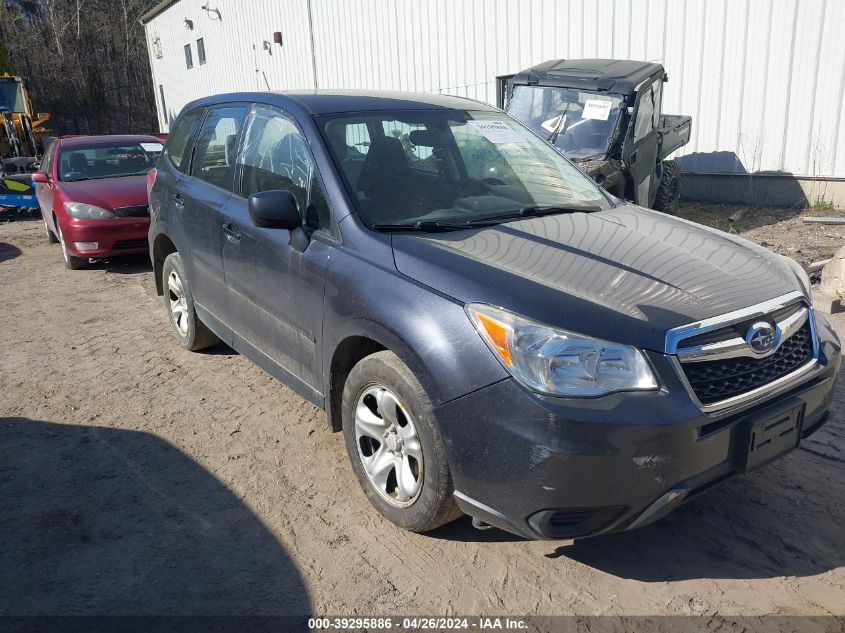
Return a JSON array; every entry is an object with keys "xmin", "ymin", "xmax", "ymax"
[{"xmin": 321, "ymin": 244, "xmax": 508, "ymax": 428}]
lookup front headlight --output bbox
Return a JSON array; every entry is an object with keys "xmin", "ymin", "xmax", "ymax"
[
  {"xmin": 466, "ymin": 303, "xmax": 658, "ymax": 397},
  {"xmin": 64, "ymin": 201, "xmax": 117, "ymax": 220}
]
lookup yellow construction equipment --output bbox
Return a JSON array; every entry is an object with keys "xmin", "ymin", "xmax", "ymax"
[
  {"xmin": 1, "ymin": 73, "xmax": 51, "ymax": 210},
  {"xmin": 0, "ymin": 72, "xmax": 51, "ymax": 159}
]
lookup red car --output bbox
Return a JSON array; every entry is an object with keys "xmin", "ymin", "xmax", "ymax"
[{"xmin": 33, "ymin": 134, "xmax": 163, "ymax": 269}]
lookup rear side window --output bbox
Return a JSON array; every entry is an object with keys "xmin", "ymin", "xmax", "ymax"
[
  {"xmin": 190, "ymin": 106, "xmax": 247, "ymax": 191},
  {"xmin": 165, "ymin": 109, "xmax": 204, "ymax": 173}
]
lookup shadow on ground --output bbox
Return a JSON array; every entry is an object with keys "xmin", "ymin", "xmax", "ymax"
[
  {"xmin": 88, "ymin": 253, "xmax": 153, "ymax": 275},
  {"xmin": 0, "ymin": 417, "xmax": 311, "ymax": 616},
  {"xmin": 0, "ymin": 242, "xmax": 22, "ymax": 263}
]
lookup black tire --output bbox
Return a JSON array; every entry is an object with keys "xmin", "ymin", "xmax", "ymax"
[
  {"xmin": 44, "ymin": 218, "xmax": 59, "ymax": 244},
  {"xmin": 652, "ymin": 160, "xmax": 679, "ymax": 213},
  {"xmin": 342, "ymin": 351, "xmax": 462, "ymax": 532},
  {"xmin": 56, "ymin": 224, "xmax": 87, "ymax": 269},
  {"xmin": 161, "ymin": 252, "xmax": 219, "ymax": 351},
  {"xmin": 23, "ymin": 116, "xmax": 37, "ymax": 158}
]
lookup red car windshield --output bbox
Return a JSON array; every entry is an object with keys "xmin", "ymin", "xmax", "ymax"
[{"xmin": 59, "ymin": 141, "xmax": 163, "ymax": 182}]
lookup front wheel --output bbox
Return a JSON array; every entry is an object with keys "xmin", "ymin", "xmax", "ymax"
[
  {"xmin": 44, "ymin": 218, "xmax": 59, "ymax": 244},
  {"xmin": 57, "ymin": 224, "xmax": 87, "ymax": 269},
  {"xmin": 161, "ymin": 252, "xmax": 219, "ymax": 351},
  {"xmin": 342, "ymin": 351, "xmax": 461, "ymax": 532}
]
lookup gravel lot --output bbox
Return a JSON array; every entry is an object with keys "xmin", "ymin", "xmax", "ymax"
[{"xmin": 2, "ymin": 212, "xmax": 845, "ymax": 619}]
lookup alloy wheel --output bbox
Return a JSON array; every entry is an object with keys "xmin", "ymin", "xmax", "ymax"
[
  {"xmin": 354, "ymin": 385, "xmax": 424, "ymax": 508},
  {"xmin": 167, "ymin": 270, "xmax": 189, "ymax": 336}
]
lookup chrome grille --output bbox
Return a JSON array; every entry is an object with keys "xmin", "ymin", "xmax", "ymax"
[
  {"xmin": 112, "ymin": 204, "xmax": 150, "ymax": 218},
  {"xmin": 667, "ymin": 292, "xmax": 819, "ymax": 411},
  {"xmin": 680, "ymin": 321, "xmax": 814, "ymax": 405}
]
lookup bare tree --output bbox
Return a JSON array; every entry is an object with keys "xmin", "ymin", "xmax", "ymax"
[{"xmin": 0, "ymin": 0, "xmax": 158, "ymax": 135}]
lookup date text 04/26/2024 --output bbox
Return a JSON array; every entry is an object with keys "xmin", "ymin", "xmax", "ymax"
[{"xmin": 308, "ymin": 617, "xmax": 528, "ymax": 630}]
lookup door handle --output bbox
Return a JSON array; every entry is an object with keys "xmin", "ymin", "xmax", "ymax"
[
  {"xmin": 222, "ymin": 223, "xmax": 241, "ymax": 242},
  {"xmin": 172, "ymin": 194, "xmax": 184, "ymax": 209}
]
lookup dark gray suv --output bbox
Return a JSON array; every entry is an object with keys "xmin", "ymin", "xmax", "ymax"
[{"xmin": 148, "ymin": 90, "xmax": 841, "ymax": 540}]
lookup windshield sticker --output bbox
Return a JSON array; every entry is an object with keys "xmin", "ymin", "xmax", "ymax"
[
  {"xmin": 468, "ymin": 120, "xmax": 524, "ymax": 144},
  {"xmin": 140, "ymin": 142, "xmax": 164, "ymax": 152},
  {"xmin": 581, "ymin": 100, "xmax": 613, "ymax": 121},
  {"xmin": 540, "ymin": 114, "xmax": 563, "ymax": 133}
]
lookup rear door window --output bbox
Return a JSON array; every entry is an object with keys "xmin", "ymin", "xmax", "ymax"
[
  {"xmin": 190, "ymin": 106, "xmax": 247, "ymax": 191},
  {"xmin": 165, "ymin": 108, "xmax": 204, "ymax": 173}
]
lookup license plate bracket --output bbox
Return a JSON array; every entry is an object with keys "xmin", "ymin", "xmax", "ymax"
[{"xmin": 741, "ymin": 403, "xmax": 804, "ymax": 474}]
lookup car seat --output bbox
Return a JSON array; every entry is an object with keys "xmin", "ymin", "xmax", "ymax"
[
  {"xmin": 356, "ymin": 136, "xmax": 416, "ymax": 221},
  {"xmin": 62, "ymin": 152, "xmax": 90, "ymax": 180}
]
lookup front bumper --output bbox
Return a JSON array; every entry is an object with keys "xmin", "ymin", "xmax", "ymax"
[
  {"xmin": 434, "ymin": 314, "xmax": 841, "ymax": 540},
  {"xmin": 62, "ymin": 217, "xmax": 150, "ymax": 258}
]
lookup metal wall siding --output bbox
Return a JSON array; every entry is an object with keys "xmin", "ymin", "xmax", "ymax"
[{"xmin": 145, "ymin": 0, "xmax": 845, "ymax": 177}]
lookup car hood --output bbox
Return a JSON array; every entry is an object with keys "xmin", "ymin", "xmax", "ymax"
[
  {"xmin": 59, "ymin": 174, "xmax": 148, "ymax": 210},
  {"xmin": 391, "ymin": 205, "xmax": 803, "ymax": 352}
]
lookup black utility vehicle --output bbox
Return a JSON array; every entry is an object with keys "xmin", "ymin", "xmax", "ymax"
[
  {"xmin": 149, "ymin": 90, "xmax": 838, "ymax": 540},
  {"xmin": 498, "ymin": 59, "xmax": 691, "ymax": 212}
]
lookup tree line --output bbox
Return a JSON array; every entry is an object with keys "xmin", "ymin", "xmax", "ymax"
[{"xmin": 0, "ymin": 0, "xmax": 158, "ymax": 136}]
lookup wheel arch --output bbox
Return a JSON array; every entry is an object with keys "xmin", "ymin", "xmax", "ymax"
[
  {"xmin": 152, "ymin": 233, "xmax": 178, "ymax": 296},
  {"xmin": 325, "ymin": 322, "xmax": 440, "ymax": 433}
]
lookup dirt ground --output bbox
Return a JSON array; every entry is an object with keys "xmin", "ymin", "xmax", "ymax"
[
  {"xmin": 675, "ymin": 203, "xmax": 845, "ymax": 273},
  {"xmin": 2, "ymin": 209, "xmax": 845, "ymax": 619}
]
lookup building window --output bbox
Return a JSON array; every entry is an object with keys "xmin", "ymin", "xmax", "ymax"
[
  {"xmin": 197, "ymin": 38, "xmax": 206, "ymax": 65},
  {"xmin": 184, "ymin": 44, "xmax": 193, "ymax": 69}
]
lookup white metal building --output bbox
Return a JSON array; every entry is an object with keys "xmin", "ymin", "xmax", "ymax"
[{"xmin": 142, "ymin": 0, "xmax": 845, "ymax": 205}]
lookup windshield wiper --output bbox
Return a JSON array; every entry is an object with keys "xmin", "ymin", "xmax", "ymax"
[
  {"xmin": 372, "ymin": 219, "xmax": 499, "ymax": 232},
  {"xmin": 518, "ymin": 204, "xmax": 601, "ymax": 217},
  {"xmin": 469, "ymin": 204, "xmax": 602, "ymax": 224},
  {"xmin": 548, "ymin": 104, "xmax": 571, "ymax": 145},
  {"xmin": 372, "ymin": 205, "xmax": 601, "ymax": 233}
]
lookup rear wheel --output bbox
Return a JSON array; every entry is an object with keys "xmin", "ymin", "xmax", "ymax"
[
  {"xmin": 161, "ymin": 252, "xmax": 219, "ymax": 351},
  {"xmin": 652, "ymin": 160, "xmax": 679, "ymax": 214},
  {"xmin": 342, "ymin": 351, "xmax": 461, "ymax": 532},
  {"xmin": 57, "ymin": 224, "xmax": 87, "ymax": 269}
]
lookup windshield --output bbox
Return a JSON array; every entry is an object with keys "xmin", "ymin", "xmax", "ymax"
[
  {"xmin": 0, "ymin": 78, "xmax": 26, "ymax": 112},
  {"xmin": 316, "ymin": 109, "xmax": 611, "ymax": 229},
  {"xmin": 507, "ymin": 86, "xmax": 623, "ymax": 161},
  {"xmin": 58, "ymin": 141, "xmax": 163, "ymax": 182}
]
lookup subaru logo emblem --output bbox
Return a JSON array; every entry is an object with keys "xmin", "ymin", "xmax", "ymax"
[{"xmin": 746, "ymin": 322, "xmax": 777, "ymax": 355}]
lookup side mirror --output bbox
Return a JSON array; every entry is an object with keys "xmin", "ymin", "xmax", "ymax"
[
  {"xmin": 31, "ymin": 172, "xmax": 51, "ymax": 184},
  {"xmin": 248, "ymin": 190, "xmax": 300, "ymax": 230}
]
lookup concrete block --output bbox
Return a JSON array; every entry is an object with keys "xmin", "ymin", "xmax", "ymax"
[
  {"xmin": 819, "ymin": 245, "xmax": 845, "ymax": 298},
  {"xmin": 811, "ymin": 291, "xmax": 843, "ymax": 314}
]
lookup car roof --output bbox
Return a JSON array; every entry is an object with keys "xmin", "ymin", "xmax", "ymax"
[
  {"xmin": 182, "ymin": 90, "xmax": 500, "ymax": 117},
  {"xmin": 510, "ymin": 59, "xmax": 665, "ymax": 96},
  {"xmin": 59, "ymin": 134, "xmax": 163, "ymax": 148}
]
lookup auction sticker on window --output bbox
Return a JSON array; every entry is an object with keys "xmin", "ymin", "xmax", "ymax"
[
  {"xmin": 581, "ymin": 99, "xmax": 613, "ymax": 121},
  {"xmin": 468, "ymin": 120, "xmax": 523, "ymax": 144},
  {"xmin": 140, "ymin": 142, "xmax": 164, "ymax": 152}
]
